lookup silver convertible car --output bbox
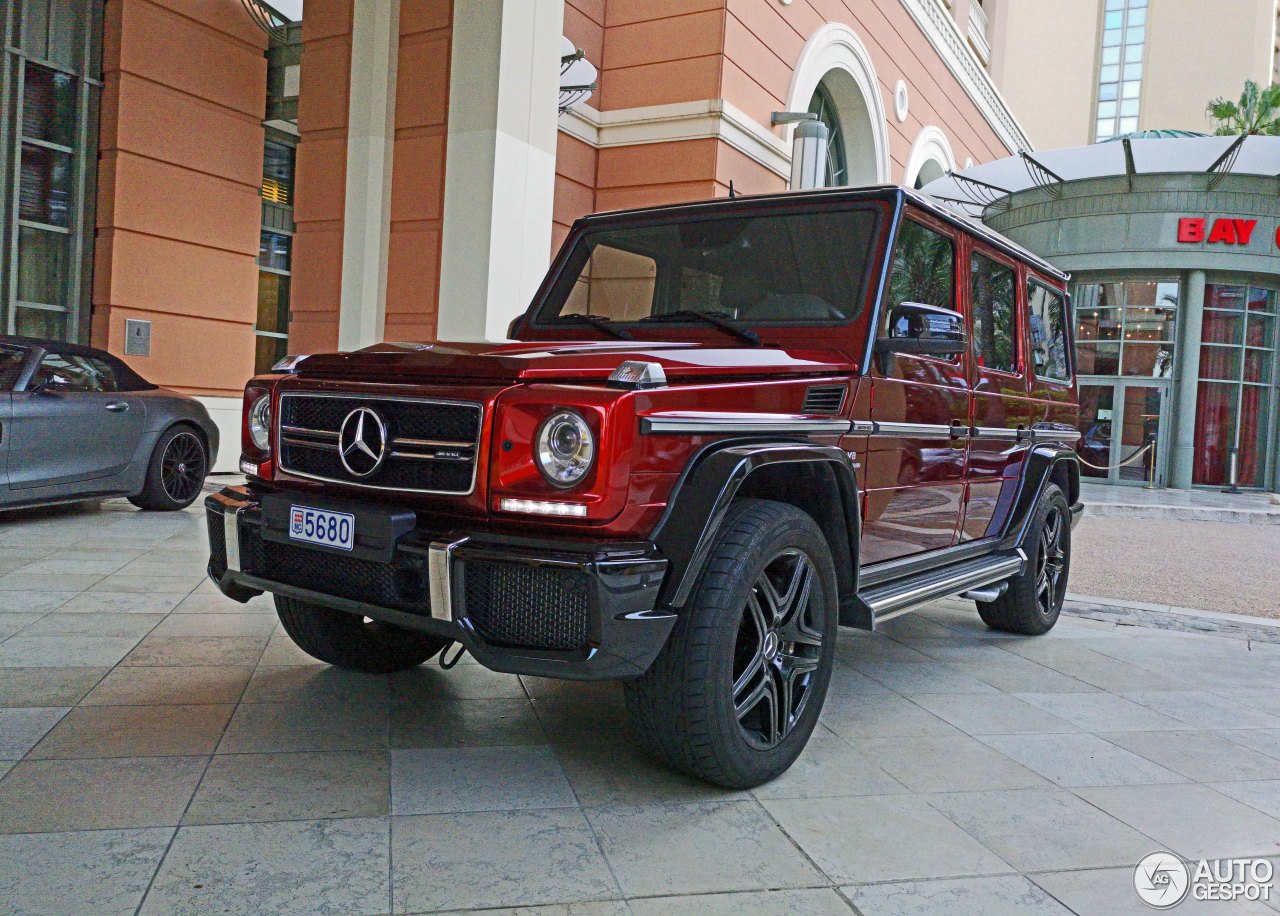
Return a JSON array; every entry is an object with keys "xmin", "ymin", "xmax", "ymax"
[{"xmin": 0, "ymin": 336, "xmax": 219, "ymax": 512}]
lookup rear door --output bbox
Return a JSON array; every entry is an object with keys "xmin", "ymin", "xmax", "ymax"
[
  {"xmin": 863, "ymin": 215, "xmax": 969, "ymax": 564},
  {"xmin": 9, "ymin": 349, "xmax": 147, "ymax": 489},
  {"xmin": 961, "ymin": 247, "xmax": 1033, "ymax": 542}
]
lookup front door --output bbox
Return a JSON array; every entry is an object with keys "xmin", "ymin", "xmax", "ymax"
[
  {"xmin": 1076, "ymin": 381, "xmax": 1166, "ymax": 485},
  {"xmin": 8, "ymin": 350, "xmax": 147, "ymax": 490},
  {"xmin": 863, "ymin": 216, "xmax": 967, "ymax": 564}
]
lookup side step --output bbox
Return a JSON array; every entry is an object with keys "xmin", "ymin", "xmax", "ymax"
[{"xmin": 859, "ymin": 550, "xmax": 1026, "ymax": 624}]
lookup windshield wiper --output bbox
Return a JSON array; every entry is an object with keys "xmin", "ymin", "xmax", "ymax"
[
  {"xmin": 640, "ymin": 309, "xmax": 761, "ymax": 346},
  {"xmin": 558, "ymin": 313, "xmax": 633, "ymax": 340}
]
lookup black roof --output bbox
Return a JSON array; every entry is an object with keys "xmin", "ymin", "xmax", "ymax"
[
  {"xmin": 577, "ymin": 185, "xmax": 1069, "ymax": 283},
  {"xmin": 0, "ymin": 335, "xmax": 156, "ymax": 390}
]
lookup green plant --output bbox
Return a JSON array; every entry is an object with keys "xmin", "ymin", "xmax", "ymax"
[{"xmin": 1206, "ymin": 80, "xmax": 1280, "ymax": 136}]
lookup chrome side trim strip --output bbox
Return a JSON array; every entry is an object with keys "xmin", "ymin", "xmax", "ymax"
[
  {"xmin": 864, "ymin": 549, "xmax": 1026, "ymax": 620},
  {"xmin": 224, "ymin": 507, "xmax": 244, "ymax": 573},
  {"xmin": 428, "ymin": 537, "xmax": 468, "ymax": 622},
  {"xmin": 641, "ymin": 415, "xmax": 853, "ymax": 435},
  {"xmin": 971, "ymin": 426, "xmax": 1023, "ymax": 441},
  {"xmin": 1032, "ymin": 427, "xmax": 1082, "ymax": 443},
  {"xmin": 871, "ymin": 421, "xmax": 966, "ymax": 439},
  {"xmin": 849, "ymin": 420, "xmax": 875, "ymax": 435}
]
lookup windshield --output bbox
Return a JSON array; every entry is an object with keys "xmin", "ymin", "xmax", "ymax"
[{"xmin": 536, "ymin": 207, "xmax": 879, "ymax": 329}]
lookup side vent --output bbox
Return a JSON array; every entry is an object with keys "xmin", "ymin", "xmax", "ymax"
[{"xmin": 803, "ymin": 384, "xmax": 847, "ymax": 415}]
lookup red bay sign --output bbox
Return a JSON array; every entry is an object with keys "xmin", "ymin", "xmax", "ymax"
[{"xmin": 1176, "ymin": 217, "xmax": 1274, "ymax": 247}]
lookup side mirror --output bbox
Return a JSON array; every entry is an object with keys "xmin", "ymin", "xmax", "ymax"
[
  {"xmin": 506, "ymin": 314, "xmax": 525, "ymax": 340},
  {"xmin": 875, "ymin": 301, "xmax": 967, "ymax": 373}
]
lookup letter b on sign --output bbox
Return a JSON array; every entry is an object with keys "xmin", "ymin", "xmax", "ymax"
[{"xmin": 1178, "ymin": 218, "xmax": 1206, "ymax": 243}]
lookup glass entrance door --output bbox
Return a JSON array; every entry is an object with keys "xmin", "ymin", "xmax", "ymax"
[{"xmin": 1076, "ymin": 381, "xmax": 1167, "ymax": 485}]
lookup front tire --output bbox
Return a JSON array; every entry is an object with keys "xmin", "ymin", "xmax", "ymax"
[
  {"xmin": 275, "ymin": 596, "xmax": 451, "ymax": 673},
  {"xmin": 128, "ymin": 426, "xmax": 208, "ymax": 511},
  {"xmin": 977, "ymin": 483, "xmax": 1071, "ymax": 635},
  {"xmin": 625, "ymin": 499, "xmax": 838, "ymax": 789}
]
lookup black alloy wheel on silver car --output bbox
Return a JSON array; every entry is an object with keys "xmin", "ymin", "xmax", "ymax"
[
  {"xmin": 626, "ymin": 499, "xmax": 838, "ymax": 789},
  {"xmin": 977, "ymin": 483, "xmax": 1071, "ymax": 635},
  {"xmin": 129, "ymin": 425, "xmax": 210, "ymax": 511}
]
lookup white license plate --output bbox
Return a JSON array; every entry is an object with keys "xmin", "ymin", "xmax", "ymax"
[{"xmin": 289, "ymin": 505, "xmax": 355, "ymax": 551}]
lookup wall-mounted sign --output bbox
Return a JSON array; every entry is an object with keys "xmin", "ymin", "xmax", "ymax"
[
  {"xmin": 124, "ymin": 319, "xmax": 152, "ymax": 356},
  {"xmin": 1176, "ymin": 217, "xmax": 1259, "ymax": 246}
]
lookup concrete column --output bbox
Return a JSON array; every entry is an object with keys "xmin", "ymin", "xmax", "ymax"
[
  {"xmin": 1170, "ymin": 269, "xmax": 1206, "ymax": 489},
  {"xmin": 338, "ymin": 0, "xmax": 400, "ymax": 351},
  {"xmin": 436, "ymin": 0, "xmax": 565, "ymax": 342}
]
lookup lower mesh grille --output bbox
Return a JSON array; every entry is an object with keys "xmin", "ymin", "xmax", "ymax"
[
  {"xmin": 206, "ymin": 508, "xmax": 227, "ymax": 576},
  {"xmin": 462, "ymin": 559, "xmax": 591, "ymax": 651},
  {"xmin": 249, "ymin": 536, "xmax": 430, "ymax": 613}
]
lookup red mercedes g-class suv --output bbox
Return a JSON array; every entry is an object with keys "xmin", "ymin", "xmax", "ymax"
[{"xmin": 207, "ymin": 186, "xmax": 1081, "ymax": 788}]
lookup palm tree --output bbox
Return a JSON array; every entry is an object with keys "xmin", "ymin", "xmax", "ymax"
[{"xmin": 1206, "ymin": 80, "xmax": 1280, "ymax": 136}]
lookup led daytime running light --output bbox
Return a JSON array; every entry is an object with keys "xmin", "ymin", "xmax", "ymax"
[{"xmin": 499, "ymin": 498, "xmax": 588, "ymax": 518}]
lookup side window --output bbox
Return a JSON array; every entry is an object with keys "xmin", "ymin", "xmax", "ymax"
[
  {"xmin": 1027, "ymin": 282, "xmax": 1071, "ymax": 382},
  {"xmin": 31, "ymin": 353, "xmax": 118, "ymax": 392},
  {"xmin": 970, "ymin": 254, "xmax": 1018, "ymax": 374},
  {"xmin": 564, "ymin": 244, "xmax": 657, "ymax": 321},
  {"xmin": 886, "ymin": 219, "xmax": 956, "ymax": 322},
  {"xmin": 0, "ymin": 348, "xmax": 26, "ymax": 389}
]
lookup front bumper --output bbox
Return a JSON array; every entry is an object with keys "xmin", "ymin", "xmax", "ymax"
[{"xmin": 205, "ymin": 487, "xmax": 674, "ymax": 680}]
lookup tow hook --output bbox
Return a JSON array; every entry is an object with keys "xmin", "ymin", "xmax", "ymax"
[{"xmin": 439, "ymin": 641, "xmax": 467, "ymax": 670}]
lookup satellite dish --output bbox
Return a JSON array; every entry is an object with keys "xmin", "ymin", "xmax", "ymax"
[{"xmin": 560, "ymin": 36, "xmax": 597, "ymax": 113}]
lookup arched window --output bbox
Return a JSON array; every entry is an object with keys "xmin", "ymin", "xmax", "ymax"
[{"xmin": 809, "ymin": 83, "xmax": 848, "ymax": 187}]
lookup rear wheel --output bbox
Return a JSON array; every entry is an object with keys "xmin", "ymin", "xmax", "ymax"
[
  {"xmin": 129, "ymin": 426, "xmax": 208, "ymax": 511},
  {"xmin": 625, "ymin": 499, "xmax": 838, "ymax": 789},
  {"xmin": 275, "ymin": 595, "xmax": 451, "ymax": 673},
  {"xmin": 977, "ymin": 483, "xmax": 1071, "ymax": 635}
]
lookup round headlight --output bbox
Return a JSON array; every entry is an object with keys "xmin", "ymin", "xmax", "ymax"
[
  {"xmin": 248, "ymin": 395, "xmax": 272, "ymax": 452},
  {"xmin": 535, "ymin": 410, "xmax": 595, "ymax": 488}
]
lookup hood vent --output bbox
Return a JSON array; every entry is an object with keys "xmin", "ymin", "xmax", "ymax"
[{"xmin": 803, "ymin": 384, "xmax": 847, "ymax": 415}]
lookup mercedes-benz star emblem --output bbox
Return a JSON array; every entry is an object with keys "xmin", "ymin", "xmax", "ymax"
[{"xmin": 338, "ymin": 407, "xmax": 388, "ymax": 478}]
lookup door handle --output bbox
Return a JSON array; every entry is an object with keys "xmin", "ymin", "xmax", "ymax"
[
  {"xmin": 105, "ymin": 402, "xmax": 130, "ymax": 413},
  {"xmin": 949, "ymin": 420, "xmax": 969, "ymax": 440}
]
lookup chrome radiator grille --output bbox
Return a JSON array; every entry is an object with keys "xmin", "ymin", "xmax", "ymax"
[{"xmin": 277, "ymin": 393, "xmax": 483, "ymax": 494}]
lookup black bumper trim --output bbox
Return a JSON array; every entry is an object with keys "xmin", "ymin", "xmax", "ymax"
[{"xmin": 204, "ymin": 487, "xmax": 675, "ymax": 680}]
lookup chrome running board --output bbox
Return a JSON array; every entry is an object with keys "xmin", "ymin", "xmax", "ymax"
[{"xmin": 860, "ymin": 550, "xmax": 1026, "ymax": 624}]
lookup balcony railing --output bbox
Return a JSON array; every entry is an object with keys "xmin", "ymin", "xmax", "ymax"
[{"xmin": 968, "ymin": 1, "xmax": 991, "ymax": 66}]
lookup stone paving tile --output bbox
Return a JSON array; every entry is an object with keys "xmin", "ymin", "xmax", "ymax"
[
  {"xmin": 1102, "ymin": 729, "xmax": 1280, "ymax": 782},
  {"xmin": 0, "ymin": 635, "xmax": 142, "ymax": 668},
  {"xmin": 1228, "ymin": 690, "xmax": 1280, "ymax": 718},
  {"xmin": 0, "ymin": 828, "xmax": 175, "ymax": 916},
  {"xmin": 53, "ymin": 592, "xmax": 186, "ymax": 614},
  {"xmin": 628, "ymin": 888, "xmax": 853, "ymax": 914},
  {"xmin": 257, "ymin": 632, "xmax": 326, "ymax": 666},
  {"xmin": 1209, "ymin": 780, "xmax": 1280, "ymax": 821},
  {"xmin": 139, "ymin": 817, "xmax": 390, "ymax": 915},
  {"xmin": 0, "ymin": 667, "xmax": 108, "ymax": 706},
  {"xmin": 1122, "ymin": 690, "xmax": 1280, "ymax": 730},
  {"xmin": 148, "ymin": 612, "xmax": 277, "ymax": 638},
  {"xmin": 747, "ymin": 728, "xmax": 905, "ymax": 801},
  {"xmin": 88, "ymin": 574, "xmax": 204, "ymax": 594},
  {"xmin": 19, "ymin": 612, "xmax": 165, "ymax": 639},
  {"xmin": 1014, "ymin": 691, "xmax": 1188, "ymax": 732},
  {"xmin": 81, "ymin": 665, "xmax": 252, "ymax": 706},
  {"xmin": 1031, "ymin": 866, "xmax": 1280, "ymax": 915},
  {"xmin": 121, "ymin": 635, "xmax": 267, "ymax": 667},
  {"xmin": 553, "ymin": 736, "xmax": 749, "ymax": 807},
  {"xmin": 923, "ymin": 787, "xmax": 1158, "ymax": 871},
  {"xmin": 1219, "ymin": 728, "xmax": 1280, "ymax": 761},
  {"xmin": 0, "ymin": 760, "xmax": 14, "ymax": 779},
  {"xmin": 185, "ymin": 750, "xmax": 390, "ymax": 825},
  {"xmin": 843, "ymin": 875, "xmax": 1071, "ymax": 915},
  {"xmin": 392, "ymin": 745, "xmax": 576, "ymax": 814},
  {"xmin": 393, "ymin": 809, "xmax": 618, "ymax": 912},
  {"xmin": 977, "ymin": 733, "xmax": 1189, "ymax": 787},
  {"xmin": 0, "ymin": 612, "xmax": 45, "ymax": 638},
  {"xmin": 760, "ymin": 794, "xmax": 1011, "ymax": 884},
  {"xmin": 218, "ymin": 698, "xmax": 388, "ymax": 753},
  {"xmin": 391, "ymin": 661, "xmax": 528, "ymax": 701},
  {"xmin": 819, "ymin": 692, "xmax": 961, "ymax": 739},
  {"xmin": 848, "ymin": 734, "xmax": 1050, "ymax": 793},
  {"xmin": 587, "ymin": 800, "xmax": 823, "ymax": 897},
  {"xmin": 28, "ymin": 703, "xmax": 234, "ymax": 759},
  {"xmin": 0, "ymin": 590, "xmax": 78, "ymax": 613},
  {"xmin": 0, "ymin": 572, "xmax": 104, "ymax": 592},
  {"xmin": 907, "ymin": 692, "xmax": 1081, "ymax": 735},
  {"xmin": 0, "ymin": 706, "xmax": 70, "ymax": 758},
  {"xmin": 393, "ymin": 697, "xmax": 547, "ymax": 748},
  {"xmin": 1076, "ymin": 783, "xmax": 1280, "ymax": 861},
  {"xmin": 241, "ymin": 665, "xmax": 390, "ymax": 704},
  {"xmin": 0, "ymin": 756, "xmax": 207, "ymax": 833}
]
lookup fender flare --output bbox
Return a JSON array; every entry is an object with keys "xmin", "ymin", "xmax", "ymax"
[
  {"xmin": 650, "ymin": 441, "xmax": 862, "ymax": 613},
  {"xmin": 999, "ymin": 444, "xmax": 1081, "ymax": 552}
]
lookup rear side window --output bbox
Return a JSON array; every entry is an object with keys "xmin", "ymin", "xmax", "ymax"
[
  {"xmin": 1027, "ymin": 282, "xmax": 1071, "ymax": 382},
  {"xmin": 0, "ymin": 347, "xmax": 26, "ymax": 389},
  {"xmin": 970, "ymin": 254, "xmax": 1018, "ymax": 374},
  {"xmin": 886, "ymin": 219, "xmax": 955, "ymax": 319},
  {"xmin": 31, "ymin": 352, "xmax": 119, "ymax": 392}
]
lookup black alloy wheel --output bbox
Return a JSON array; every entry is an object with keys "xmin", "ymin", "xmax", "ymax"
[
  {"xmin": 161, "ymin": 431, "xmax": 206, "ymax": 504},
  {"xmin": 976, "ymin": 483, "xmax": 1071, "ymax": 635},
  {"xmin": 1036, "ymin": 504, "xmax": 1068, "ymax": 617},
  {"xmin": 732, "ymin": 548, "xmax": 825, "ymax": 750}
]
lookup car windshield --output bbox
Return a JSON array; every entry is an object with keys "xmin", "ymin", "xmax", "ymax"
[{"xmin": 537, "ymin": 207, "xmax": 879, "ymax": 329}]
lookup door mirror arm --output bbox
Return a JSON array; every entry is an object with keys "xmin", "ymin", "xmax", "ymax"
[{"xmin": 874, "ymin": 301, "xmax": 967, "ymax": 374}]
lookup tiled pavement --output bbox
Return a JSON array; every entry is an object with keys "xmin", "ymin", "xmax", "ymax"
[{"xmin": 2, "ymin": 502, "xmax": 1280, "ymax": 914}]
